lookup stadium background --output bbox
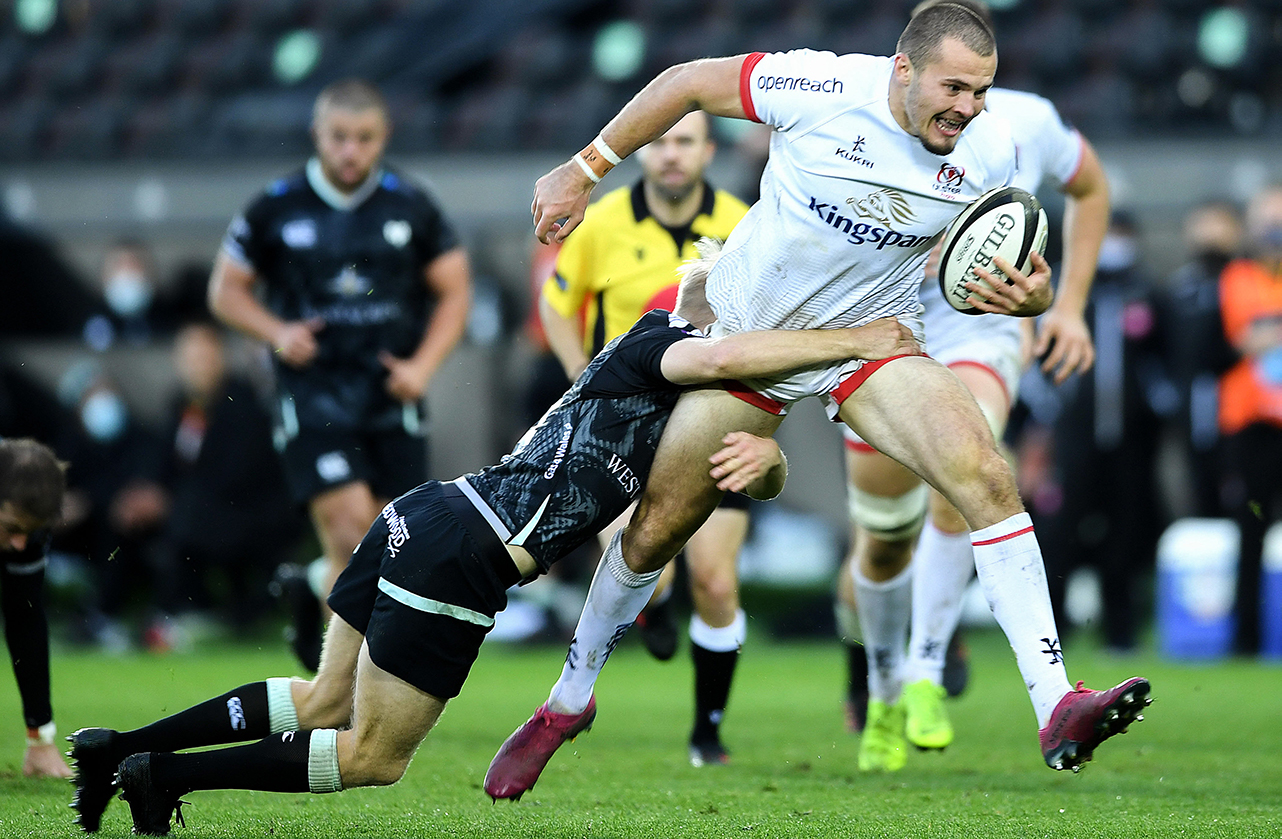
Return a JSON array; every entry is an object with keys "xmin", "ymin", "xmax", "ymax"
[{"xmin": 0, "ymin": 0, "xmax": 1278, "ymax": 604}]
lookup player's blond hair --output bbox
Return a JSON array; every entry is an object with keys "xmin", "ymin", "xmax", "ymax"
[{"xmin": 674, "ymin": 237, "xmax": 722, "ymax": 328}]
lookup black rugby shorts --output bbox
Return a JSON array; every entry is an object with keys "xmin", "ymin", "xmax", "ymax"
[
  {"xmin": 328, "ymin": 481, "xmax": 520, "ymax": 699},
  {"xmin": 280, "ymin": 424, "xmax": 428, "ymax": 505}
]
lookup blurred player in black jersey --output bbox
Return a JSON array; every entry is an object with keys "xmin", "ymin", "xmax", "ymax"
[
  {"xmin": 68, "ymin": 255, "xmax": 921, "ymax": 835},
  {"xmin": 0, "ymin": 439, "xmax": 73, "ymax": 780},
  {"xmin": 209, "ymin": 79, "xmax": 471, "ymax": 669}
]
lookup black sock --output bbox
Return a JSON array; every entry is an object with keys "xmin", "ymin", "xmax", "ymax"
[
  {"xmin": 150, "ymin": 731, "xmax": 312, "ymax": 795},
  {"xmin": 690, "ymin": 643, "xmax": 739, "ymax": 744},
  {"xmin": 846, "ymin": 642, "xmax": 869, "ymax": 701},
  {"xmin": 114, "ymin": 682, "xmax": 271, "ymax": 761}
]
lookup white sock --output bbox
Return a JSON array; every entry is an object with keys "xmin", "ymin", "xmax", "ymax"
[
  {"xmin": 903, "ymin": 523, "xmax": 974, "ymax": 686},
  {"xmin": 852, "ymin": 563, "xmax": 912, "ymax": 705},
  {"xmin": 266, "ymin": 677, "xmax": 300, "ymax": 733},
  {"xmin": 971, "ymin": 513, "xmax": 1072, "ymax": 728},
  {"xmin": 307, "ymin": 729, "xmax": 343, "ymax": 793},
  {"xmin": 689, "ymin": 610, "xmax": 746, "ymax": 652},
  {"xmin": 549, "ymin": 530, "xmax": 660, "ymax": 714}
]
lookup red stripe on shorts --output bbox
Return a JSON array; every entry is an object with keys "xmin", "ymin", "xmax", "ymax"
[
  {"xmin": 972, "ymin": 525, "xmax": 1035, "ymax": 546},
  {"xmin": 740, "ymin": 53, "xmax": 765, "ymax": 123},
  {"xmin": 722, "ymin": 379, "xmax": 786, "ymax": 414},
  {"xmin": 827, "ymin": 354, "xmax": 917, "ymax": 413}
]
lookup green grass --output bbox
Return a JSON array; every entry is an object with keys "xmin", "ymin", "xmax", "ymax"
[{"xmin": 1, "ymin": 629, "xmax": 1280, "ymax": 838}]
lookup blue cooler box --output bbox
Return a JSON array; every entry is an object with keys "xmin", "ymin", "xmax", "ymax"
[
  {"xmin": 1262, "ymin": 524, "xmax": 1282, "ymax": 660},
  {"xmin": 1157, "ymin": 519, "xmax": 1238, "ymax": 660}
]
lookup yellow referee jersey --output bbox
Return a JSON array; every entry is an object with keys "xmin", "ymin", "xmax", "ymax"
[{"xmin": 541, "ymin": 180, "xmax": 749, "ymax": 356}]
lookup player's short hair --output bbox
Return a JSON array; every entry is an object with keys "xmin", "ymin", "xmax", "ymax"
[
  {"xmin": 674, "ymin": 237, "xmax": 721, "ymax": 328},
  {"xmin": 910, "ymin": 0, "xmax": 994, "ymax": 30},
  {"xmin": 313, "ymin": 79, "xmax": 390, "ymax": 124},
  {"xmin": 0, "ymin": 438, "xmax": 67, "ymax": 527},
  {"xmin": 897, "ymin": 1, "xmax": 996, "ymax": 69}
]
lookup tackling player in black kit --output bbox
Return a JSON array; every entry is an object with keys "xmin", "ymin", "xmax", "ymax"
[
  {"xmin": 68, "ymin": 261, "xmax": 921, "ymax": 835},
  {"xmin": 209, "ymin": 79, "xmax": 470, "ymax": 669}
]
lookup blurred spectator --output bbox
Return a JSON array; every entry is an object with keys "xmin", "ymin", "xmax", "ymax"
[
  {"xmin": 0, "ymin": 213, "xmax": 98, "ymax": 339},
  {"xmin": 1164, "ymin": 200, "xmax": 1244, "ymax": 518},
  {"xmin": 52, "ymin": 364, "xmax": 167, "ymax": 650},
  {"xmin": 1033, "ymin": 213, "xmax": 1173, "ymax": 652},
  {"xmin": 82, "ymin": 238, "xmax": 201, "ymax": 350},
  {"xmin": 147, "ymin": 322, "xmax": 301, "ymax": 646},
  {"xmin": 1217, "ymin": 184, "xmax": 1282, "ymax": 656}
]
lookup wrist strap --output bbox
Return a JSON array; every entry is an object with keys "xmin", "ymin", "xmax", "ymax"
[
  {"xmin": 571, "ymin": 152, "xmax": 602, "ymax": 184},
  {"xmin": 575, "ymin": 135, "xmax": 620, "ymax": 183},
  {"xmin": 26, "ymin": 721, "xmax": 56, "ymax": 746}
]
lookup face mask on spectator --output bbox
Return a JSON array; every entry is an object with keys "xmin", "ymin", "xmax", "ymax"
[
  {"xmin": 104, "ymin": 271, "xmax": 153, "ymax": 318},
  {"xmin": 81, "ymin": 391, "xmax": 127, "ymax": 442}
]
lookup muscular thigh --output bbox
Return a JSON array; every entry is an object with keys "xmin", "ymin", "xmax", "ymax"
[
  {"xmin": 625, "ymin": 388, "xmax": 781, "ymax": 571},
  {"xmin": 838, "ymin": 355, "xmax": 999, "ymax": 510}
]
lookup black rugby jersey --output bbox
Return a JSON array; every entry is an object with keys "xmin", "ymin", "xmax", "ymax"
[
  {"xmin": 461, "ymin": 309, "xmax": 700, "ymax": 572},
  {"xmin": 223, "ymin": 161, "xmax": 459, "ymax": 431}
]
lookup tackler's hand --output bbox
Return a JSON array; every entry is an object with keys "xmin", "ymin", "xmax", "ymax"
[{"xmin": 708, "ymin": 432, "xmax": 782, "ymax": 494}]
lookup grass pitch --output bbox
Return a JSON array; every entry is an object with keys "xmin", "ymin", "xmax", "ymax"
[{"xmin": 1, "ymin": 628, "xmax": 1279, "ymax": 838}]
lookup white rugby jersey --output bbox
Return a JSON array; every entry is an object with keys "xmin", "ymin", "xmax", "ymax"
[
  {"xmin": 706, "ymin": 50, "xmax": 1017, "ymax": 336},
  {"xmin": 920, "ymin": 86, "xmax": 1085, "ymax": 360}
]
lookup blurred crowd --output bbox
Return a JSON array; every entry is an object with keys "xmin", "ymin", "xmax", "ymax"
[
  {"xmin": 1, "ymin": 236, "xmax": 305, "ymax": 651},
  {"xmin": 0, "ymin": 0, "xmax": 1277, "ymax": 162},
  {"xmin": 5, "ymin": 176, "xmax": 1281, "ymax": 657}
]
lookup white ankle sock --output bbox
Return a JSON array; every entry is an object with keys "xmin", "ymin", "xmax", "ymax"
[
  {"xmin": 904, "ymin": 523, "xmax": 974, "ymax": 686},
  {"xmin": 971, "ymin": 513, "xmax": 1071, "ymax": 728},
  {"xmin": 852, "ymin": 563, "xmax": 912, "ymax": 705},
  {"xmin": 549, "ymin": 530, "xmax": 660, "ymax": 714},
  {"xmin": 689, "ymin": 610, "xmax": 746, "ymax": 653}
]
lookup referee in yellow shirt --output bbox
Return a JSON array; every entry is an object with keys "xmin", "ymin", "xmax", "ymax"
[{"xmin": 539, "ymin": 112, "xmax": 750, "ymax": 767}]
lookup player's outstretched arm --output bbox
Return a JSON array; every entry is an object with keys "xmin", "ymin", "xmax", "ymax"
[
  {"xmin": 1036, "ymin": 137, "xmax": 1109, "ymax": 383},
  {"xmin": 709, "ymin": 432, "xmax": 787, "ymax": 500},
  {"xmin": 533, "ymin": 56, "xmax": 748, "ymax": 244},
  {"xmin": 659, "ymin": 317, "xmax": 923, "ymax": 386}
]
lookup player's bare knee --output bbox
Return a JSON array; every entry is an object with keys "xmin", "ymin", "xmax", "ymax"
[
  {"xmin": 690, "ymin": 568, "xmax": 736, "ymax": 607},
  {"xmin": 858, "ymin": 531, "xmax": 913, "ymax": 576}
]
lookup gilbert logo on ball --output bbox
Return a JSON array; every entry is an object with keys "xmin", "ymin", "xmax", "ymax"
[{"xmin": 937, "ymin": 186, "xmax": 1049, "ymax": 314}]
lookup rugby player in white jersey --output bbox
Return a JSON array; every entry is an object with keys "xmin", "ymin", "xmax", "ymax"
[
  {"xmin": 835, "ymin": 0, "xmax": 1113, "ymax": 772},
  {"xmin": 486, "ymin": 3, "xmax": 1149, "ymax": 800}
]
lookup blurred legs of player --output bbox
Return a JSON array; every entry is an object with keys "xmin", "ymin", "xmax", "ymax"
[
  {"xmin": 70, "ymin": 618, "xmax": 363, "ymax": 832},
  {"xmin": 278, "ymin": 482, "xmax": 381, "ymax": 671},
  {"xmin": 684, "ymin": 505, "xmax": 749, "ymax": 766}
]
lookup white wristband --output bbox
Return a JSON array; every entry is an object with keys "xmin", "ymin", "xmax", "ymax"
[
  {"xmin": 592, "ymin": 134, "xmax": 623, "ymax": 166},
  {"xmin": 571, "ymin": 152, "xmax": 602, "ymax": 184}
]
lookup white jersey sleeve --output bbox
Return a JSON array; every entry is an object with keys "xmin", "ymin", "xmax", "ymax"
[
  {"xmin": 984, "ymin": 88, "xmax": 1083, "ymax": 194},
  {"xmin": 741, "ymin": 50, "xmax": 887, "ymax": 135}
]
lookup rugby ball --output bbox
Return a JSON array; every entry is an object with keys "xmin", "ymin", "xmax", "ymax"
[{"xmin": 937, "ymin": 186, "xmax": 1049, "ymax": 315}]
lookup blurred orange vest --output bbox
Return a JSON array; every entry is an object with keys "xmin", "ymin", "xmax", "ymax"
[{"xmin": 1219, "ymin": 258, "xmax": 1282, "ymax": 433}]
